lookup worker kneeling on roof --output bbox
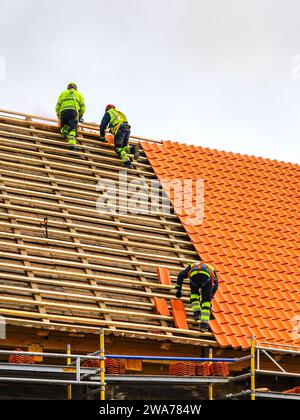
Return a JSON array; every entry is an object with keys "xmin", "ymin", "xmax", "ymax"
[
  {"xmin": 100, "ymin": 104, "xmax": 140, "ymax": 169},
  {"xmin": 175, "ymin": 260, "xmax": 219, "ymax": 333},
  {"xmin": 56, "ymin": 82, "xmax": 86, "ymax": 151}
]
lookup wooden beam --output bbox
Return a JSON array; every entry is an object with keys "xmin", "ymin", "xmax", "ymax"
[
  {"xmin": 0, "ymin": 307, "xmax": 206, "ymax": 337},
  {"xmin": 0, "ymin": 184, "xmax": 177, "ymax": 220},
  {"xmin": 0, "ymin": 214, "xmax": 192, "ymax": 247},
  {"xmin": 0, "ymin": 241, "xmax": 186, "ymax": 272},
  {"xmin": 0, "ymin": 231, "xmax": 196, "ymax": 265},
  {"xmin": 0, "ymin": 220, "xmax": 196, "ymax": 255},
  {"xmin": 0, "ymin": 109, "xmax": 163, "ymax": 144},
  {"xmin": 0, "ymin": 172, "xmax": 170, "ymax": 211},
  {"xmin": 3, "ymin": 318, "xmax": 215, "ymax": 346},
  {"xmin": 0, "ymin": 260, "xmax": 176, "ymax": 286},
  {"xmin": 0, "ymin": 294, "xmax": 171, "ymax": 322},
  {"xmin": 0, "ymin": 130, "xmax": 152, "ymax": 171},
  {"xmin": 0, "ymin": 140, "xmax": 154, "ymax": 179}
]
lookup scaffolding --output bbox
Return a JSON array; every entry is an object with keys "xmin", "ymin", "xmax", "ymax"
[
  {"xmin": 0, "ymin": 332, "xmax": 298, "ymax": 400},
  {"xmin": 226, "ymin": 340, "xmax": 300, "ymax": 400}
]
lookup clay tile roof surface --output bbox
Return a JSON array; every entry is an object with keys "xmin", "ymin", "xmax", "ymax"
[{"xmin": 142, "ymin": 141, "xmax": 300, "ymax": 349}]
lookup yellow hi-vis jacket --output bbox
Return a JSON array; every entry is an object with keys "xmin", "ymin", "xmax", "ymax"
[
  {"xmin": 56, "ymin": 89, "xmax": 86, "ymax": 118},
  {"xmin": 107, "ymin": 108, "xmax": 128, "ymax": 135}
]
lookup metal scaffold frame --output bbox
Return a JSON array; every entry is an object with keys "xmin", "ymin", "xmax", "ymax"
[
  {"xmin": 0, "ymin": 330, "xmax": 234, "ymax": 400},
  {"xmin": 0, "ymin": 333, "xmax": 299, "ymax": 400},
  {"xmin": 226, "ymin": 338, "xmax": 300, "ymax": 400}
]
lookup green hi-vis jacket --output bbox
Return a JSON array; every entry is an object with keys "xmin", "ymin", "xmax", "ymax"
[
  {"xmin": 56, "ymin": 89, "xmax": 86, "ymax": 118},
  {"xmin": 108, "ymin": 108, "xmax": 128, "ymax": 135}
]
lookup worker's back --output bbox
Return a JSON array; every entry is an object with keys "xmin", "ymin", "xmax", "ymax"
[
  {"xmin": 108, "ymin": 108, "xmax": 128, "ymax": 126},
  {"xmin": 56, "ymin": 89, "xmax": 85, "ymax": 116}
]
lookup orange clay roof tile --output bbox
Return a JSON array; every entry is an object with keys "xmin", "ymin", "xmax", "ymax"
[{"xmin": 142, "ymin": 141, "xmax": 300, "ymax": 349}]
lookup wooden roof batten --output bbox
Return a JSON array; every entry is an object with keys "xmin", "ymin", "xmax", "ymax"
[{"xmin": 0, "ymin": 109, "xmax": 213, "ymax": 346}]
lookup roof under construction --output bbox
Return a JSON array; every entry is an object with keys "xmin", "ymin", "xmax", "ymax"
[
  {"xmin": 143, "ymin": 141, "xmax": 300, "ymax": 349},
  {"xmin": 0, "ymin": 109, "xmax": 299, "ymax": 352}
]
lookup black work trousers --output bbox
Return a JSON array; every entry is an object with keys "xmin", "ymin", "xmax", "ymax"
[
  {"xmin": 190, "ymin": 273, "xmax": 213, "ymax": 304},
  {"xmin": 189, "ymin": 273, "xmax": 214, "ymax": 324},
  {"xmin": 114, "ymin": 123, "xmax": 131, "ymax": 154},
  {"xmin": 60, "ymin": 110, "xmax": 78, "ymax": 132}
]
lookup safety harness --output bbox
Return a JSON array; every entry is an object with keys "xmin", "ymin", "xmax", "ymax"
[
  {"xmin": 188, "ymin": 263, "xmax": 216, "ymax": 285},
  {"xmin": 108, "ymin": 109, "xmax": 128, "ymax": 135}
]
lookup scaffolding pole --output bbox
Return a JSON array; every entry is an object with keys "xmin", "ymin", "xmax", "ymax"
[
  {"xmin": 100, "ymin": 329, "xmax": 105, "ymax": 401},
  {"xmin": 67, "ymin": 344, "xmax": 72, "ymax": 401},
  {"xmin": 251, "ymin": 336, "xmax": 256, "ymax": 401},
  {"xmin": 209, "ymin": 348, "xmax": 213, "ymax": 401}
]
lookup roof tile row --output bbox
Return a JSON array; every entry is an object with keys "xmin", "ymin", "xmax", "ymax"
[{"xmin": 142, "ymin": 141, "xmax": 300, "ymax": 349}]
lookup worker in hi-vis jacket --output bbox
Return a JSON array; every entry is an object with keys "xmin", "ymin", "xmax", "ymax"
[
  {"xmin": 56, "ymin": 82, "xmax": 86, "ymax": 151},
  {"xmin": 100, "ymin": 104, "xmax": 139, "ymax": 168},
  {"xmin": 175, "ymin": 260, "xmax": 219, "ymax": 333}
]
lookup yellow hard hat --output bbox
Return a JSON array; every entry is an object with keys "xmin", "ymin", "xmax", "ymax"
[{"xmin": 68, "ymin": 82, "xmax": 77, "ymax": 90}]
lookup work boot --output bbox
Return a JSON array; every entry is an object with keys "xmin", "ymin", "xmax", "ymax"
[
  {"xmin": 199, "ymin": 323, "xmax": 209, "ymax": 333},
  {"xmin": 120, "ymin": 150, "xmax": 132, "ymax": 168},
  {"xmin": 130, "ymin": 145, "xmax": 140, "ymax": 160},
  {"xmin": 61, "ymin": 125, "xmax": 69, "ymax": 139},
  {"xmin": 123, "ymin": 159, "xmax": 133, "ymax": 169},
  {"xmin": 194, "ymin": 311, "xmax": 201, "ymax": 321}
]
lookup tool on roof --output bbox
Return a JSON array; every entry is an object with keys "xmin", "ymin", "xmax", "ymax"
[{"xmin": 43, "ymin": 217, "xmax": 49, "ymax": 239}]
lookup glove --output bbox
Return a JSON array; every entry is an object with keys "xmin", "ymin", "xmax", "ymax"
[
  {"xmin": 175, "ymin": 289, "xmax": 182, "ymax": 299},
  {"xmin": 100, "ymin": 136, "xmax": 108, "ymax": 143}
]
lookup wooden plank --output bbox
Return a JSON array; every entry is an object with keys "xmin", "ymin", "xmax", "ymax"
[
  {"xmin": 0, "ymin": 307, "xmax": 205, "ymax": 337},
  {"xmin": 0, "ymin": 174, "xmax": 50, "ymax": 324},
  {"xmin": 0, "ymin": 184, "xmax": 177, "ymax": 220},
  {"xmin": 0, "ymin": 139, "xmax": 153, "ymax": 178},
  {"xmin": 0, "ymin": 284, "xmax": 153, "ymax": 309},
  {"xmin": 0, "ymin": 148, "xmax": 157, "ymax": 185},
  {"xmin": 0, "ymin": 109, "xmax": 163, "ymax": 144},
  {"xmin": 0, "ymin": 260, "xmax": 174, "ymax": 286},
  {"xmin": 0, "ymin": 130, "xmax": 152, "ymax": 171},
  {"xmin": 0, "ymin": 220, "xmax": 196, "ymax": 255},
  {"xmin": 0, "ymin": 240, "xmax": 185, "ymax": 272},
  {"xmin": 3, "ymin": 318, "xmax": 214, "ymax": 346},
  {"xmin": 0, "ymin": 201, "xmax": 185, "ymax": 236},
  {"xmin": 0, "ymin": 295, "xmax": 171, "ymax": 322},
  {"xmin": 0, "ymin": 172, "xmax": 171, "ymax": 211},
  {"xmin": 0, "ymin": 121, "xmax": 150, "ymax": 163},
  {"xmin": 0, "ymin": 231, "xmax": 196, "ymax": 265},
  {"xmin": 0, "ymin": 156, "xmax": 159, "ymax": 190},
  {"xmin": 0, "ymin": 272, "xmax": 174, "ymax": 299},
  {"xmin": 0, "ymin": 207, "xmax": 185, "ymax": 243},
  {"xmin": 0, "ymin": 216, "xmax": 192, "ymax": 249}
]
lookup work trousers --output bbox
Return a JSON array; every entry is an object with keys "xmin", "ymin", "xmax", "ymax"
[
  {"xmin": 114, "ymin": 123, "xmax": 131, "ymax": 154},
  {"xmin": 190, "ymin": 273, "xmax": 213, "ymax": 326},
  {"xmin": 60, "ymin": 109, "xmax": 78, "ymax": 132}
]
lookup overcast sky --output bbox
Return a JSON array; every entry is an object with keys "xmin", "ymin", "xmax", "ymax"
[{"xmin": 1, "ymin": 0, "xmax": 300, "ymax": 163}]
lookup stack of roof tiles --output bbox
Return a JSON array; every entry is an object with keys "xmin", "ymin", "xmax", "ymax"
[
  {"xmin": 8, "ymin": 349, "xmax": 35, "ymax": 365},
  {"xmin": 82, "ymin": 359, "xmax": 101, "ymax": 368},
  {"xmin": 169, "ymin": 362, "xmax": 196, "ymax": 376},
  {"xmin": 142, "ymin": 141, "xmax": 300, "ymax": 349},
  {"xmin": 211, "ymin": 362, "xmax": 230, "ymax": 377},
  {"xmin": 195, "ymin": 362, "xmax": 211, "ymax": 377},
  {"xmin": 82, "ymin": 358, "xmax": 126, "ymax": 375},
  {"xmin": 105, "ymin": 359, "xmax": 126, "ymax": 375}
]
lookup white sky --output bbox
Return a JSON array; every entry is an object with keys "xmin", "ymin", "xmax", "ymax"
[{"xmin": 1, "ymin": 0, "xmax": 300, "ymax": 164}]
